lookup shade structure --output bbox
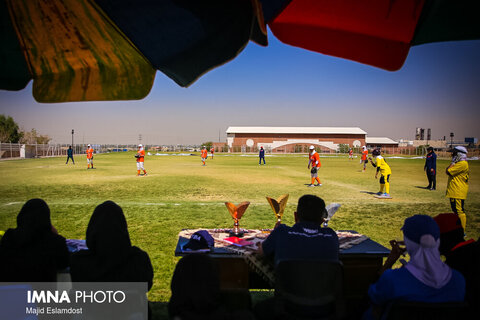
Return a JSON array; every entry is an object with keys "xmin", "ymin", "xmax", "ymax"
[
  {"xmin": 0, "ymin": 0, "xmax": 479, "ymax": 103},
  {"xmin": 1, "ymin": 0, "xmax": 156, "ymax": 102},
  {"xmin": 269, "ymin": 0, "xmax": 425, "ymax": 71}
]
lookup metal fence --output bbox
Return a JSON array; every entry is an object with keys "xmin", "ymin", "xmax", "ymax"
[
  {"xmin": 0, "ymin": 143, "xmax": 136, "ymax": 159},
  {"xmin": 1, "ymin": 142, "xmax": 478, "ymax": 159},
  {"xmin": 0, "ymin": 143, "xmax": 206, "ymax": 159}
]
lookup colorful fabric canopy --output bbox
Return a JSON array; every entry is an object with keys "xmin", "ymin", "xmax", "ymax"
[
  {"xmin": 1, "ymin": 0, "xmax": 479, "ymax": 103},
  {"xmin": 269, "ymin": 0, "xmax": 425, "ymax": 71}
]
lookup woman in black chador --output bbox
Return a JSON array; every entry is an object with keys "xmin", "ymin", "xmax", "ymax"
[
  {"xmin": 0, "ymin": 198, "xmax": 69, "ymax": 281},
  {"xmin": 70, "ymin": 201, "xmax": 153, "ymax": 287}
]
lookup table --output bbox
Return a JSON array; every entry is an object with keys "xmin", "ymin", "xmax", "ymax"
[{"xmin": 174, "ymin": 228, "xmax": 389, "ymax": 312}]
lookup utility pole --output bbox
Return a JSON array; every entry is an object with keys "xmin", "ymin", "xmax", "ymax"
[
  {"xmin": 71, "ymin": 129, "xmax": 74, "ymax": 147},
  {"xmin": 450, "ymin": 132, "xmax": 454, "ymax": 149}
]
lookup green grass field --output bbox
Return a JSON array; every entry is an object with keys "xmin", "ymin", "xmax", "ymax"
[{"xmin": 1, "ymin": 152, "xmax": 479, "ymax": 317}]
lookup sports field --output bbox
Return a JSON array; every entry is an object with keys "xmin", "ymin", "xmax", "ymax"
[{"xmin": 1, "ymin": 152, "xmax": 479, "ymax": 315}]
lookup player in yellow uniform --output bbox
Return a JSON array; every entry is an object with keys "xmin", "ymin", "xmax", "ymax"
[
  {"xmin": 369, "ymin": 148, "xmax": 392, "ymax": 198},
  {"xmin": 446, "ymin": 146, "xmax": 469, "ymax": 229}
]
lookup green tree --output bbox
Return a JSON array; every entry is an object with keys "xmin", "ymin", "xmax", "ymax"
[
  {"xmin": 338, "ymin": 144, "xmax": 350, "ymax": 153},
  {"xmin": 201, "ymin": 141, "xmax": 213, "ymax": 150},
  {"xmin": 0, "ymin": 114, "xmax": 23, "ymax": 142},
  {"xmin": 20, "ymin": 128, "xmax": 51, "ymax": 144}
]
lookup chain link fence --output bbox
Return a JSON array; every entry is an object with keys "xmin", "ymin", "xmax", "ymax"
[
  {"xmin": 0, "ymin": 143, "xmax": 143, "ymax": 159},
  {"xmin": 1, "ymin": 142, "xmax": 478, "ymax": 159}
]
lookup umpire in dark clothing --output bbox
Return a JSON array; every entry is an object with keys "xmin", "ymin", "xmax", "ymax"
[
  {"xmin": 66, "ymin": 145, "xmax": 75, "ymax": 164},
  {"xmin": 424, "ymin": 147, "xmax": 436, "ymax": 190},
  {"xmin": 259, "ymin": 146, "xmax": 266, "ymax": 165}
]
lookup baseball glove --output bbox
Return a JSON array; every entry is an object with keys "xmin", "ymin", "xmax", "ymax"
[
  {"xmin": 135, "ymin": 154, "xmax": 140, "ymax": 158},
  {"xmin": 310, "ymin": 167, "xmax": 318, "ymax": 174}
]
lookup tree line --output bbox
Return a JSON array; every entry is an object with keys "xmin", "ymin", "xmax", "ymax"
[{"xmin": 0, "ymin": 114, "xmax": 51, "ymax": 144}]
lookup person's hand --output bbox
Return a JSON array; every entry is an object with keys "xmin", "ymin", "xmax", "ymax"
[
  {"xmin": 388, "ymin": 240, "xmax": 406, "ymax": 260},
  {"xmin": 307, "ymin": 165, "xmax": 310, "ymax": 169},
  {"xmin": 375, "ymin": 173, "xmax": 378, "ymax": 179},
  {"xmin": 273, "ymin": 220, "xmax": 282, "ymax": 229},
  {"xmin": 379, "ymin": 240, "xmax": 406, "ymax": 274},
  {"xmin": 430, "ymin": 168, "xmax": 434, "ymax": 173}
]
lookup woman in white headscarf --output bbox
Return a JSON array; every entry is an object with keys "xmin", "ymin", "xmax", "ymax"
[{"xmin": 364, "ymin": 215, "xmax": 465, "ymax": 320}]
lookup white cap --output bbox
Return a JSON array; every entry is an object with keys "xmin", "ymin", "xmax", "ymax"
[
  {"xmin": 202, "ymin": 146, "xmax": 205, "ymax": 148},
  {"xmin": 87, "ymin": 144, "xmax": 91, "ymax": 147},
  {"xmin": 138, "ymin": 144, "xmax": 143, "ymax": 147},
  {"xmin": 309, "ymin": 145, "xmax": 315, "ymax": 150},
  {"xmin": 454, "ymin": 146, "xmax": 467, "ymax": 154}
]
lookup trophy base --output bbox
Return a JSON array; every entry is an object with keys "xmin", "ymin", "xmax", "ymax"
[{"xmin": 229, "ymin": 230, "xmax": 245, "ymax": 237}]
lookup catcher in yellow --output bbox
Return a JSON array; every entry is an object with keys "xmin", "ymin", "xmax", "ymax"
[
  {"xmin": 135, "ymin": 144, "xmax": 147, "ymax": 176},
  {"xmin": 446, "ymin": 146, "xmax": 469, "ymax": 229},
  {"xmin": 369, "ymin": 148, "xmax": 392, "ymax": 198}
]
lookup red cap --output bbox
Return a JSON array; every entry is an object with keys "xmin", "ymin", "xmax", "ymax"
[{"xmin": 433, "ymin": 213, "xmax": 463, "ymax": 233}]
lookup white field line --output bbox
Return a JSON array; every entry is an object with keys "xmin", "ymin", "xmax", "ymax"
[{"xmin": 1, "ymin": 201, "xmax": 275, "ymax": 207}]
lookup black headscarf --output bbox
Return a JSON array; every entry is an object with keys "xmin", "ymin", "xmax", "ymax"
[
  {"xmin": 0, "ymin": 199, "xmax": 69, "ymax": 282},
  {"xmin": 16, "ymin": 198, "xmax": 52, "ymax": 244},
  {"xmin": 71, "ymin": 201, "xmax": 153, "ymax": 287},
  {"xmin": 86, "ymin": 201, "xmax": 131, "ymax": 258}
]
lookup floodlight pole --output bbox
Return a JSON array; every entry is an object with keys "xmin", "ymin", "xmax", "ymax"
[
  {"xmin": 71, "ymin": 129, "xmax": 74, "ymax": 149},
  {"xmin": 450, "ymin": 132, "xmax": 454, "ymax": 149}
]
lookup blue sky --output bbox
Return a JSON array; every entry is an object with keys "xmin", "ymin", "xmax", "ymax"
[{"xmin": 0, "ymin": 30, "xmax": 479, "ymax": 145}]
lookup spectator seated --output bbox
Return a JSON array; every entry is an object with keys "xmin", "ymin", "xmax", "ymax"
[
  {"xmin": 364, "ymin": 215, "xmax": 466, "ymax": 320},
  {"xmin": 169, "ymin": 254, "xmax": 253, "ymax": 320},
  {"xmin": 275, "ymin": 259, "xmax": 345, "ymax": 319},
  {"xmin": 0, "ymin": 199, "xmax": 69, "ymax": 282}
]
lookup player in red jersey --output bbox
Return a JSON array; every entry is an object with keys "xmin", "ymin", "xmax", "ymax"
[
  {"xmin": 135, "ymin": 144, "xmax": 147, "ymax": 176},
  {"xmin": 201, "ymin": 146, "xmax": 208, "ymax": 166},
  {"xmin": 86, "ymin": 144, "xmax": 94, "ymax": 169},
  {"xmin": 361, "ymin": 146, "xmax": 369, "ymax": 172},
  {"xmin": 307, "ymin": 145, "xmax": 322, "ymax": 187}
]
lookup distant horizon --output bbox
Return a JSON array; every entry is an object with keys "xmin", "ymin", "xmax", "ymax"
[
  {"xmin": 0, "ymin": 122, "xmax": 469, "ymax": 146},
  {"xmin": 1, "ymin": 31, "xmax": 479, "ymax": 146}
]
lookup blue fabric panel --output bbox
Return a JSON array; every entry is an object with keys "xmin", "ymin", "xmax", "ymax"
[{"xmin": 96, "ymin": 0, "xmax": 256, "ymax": 87}]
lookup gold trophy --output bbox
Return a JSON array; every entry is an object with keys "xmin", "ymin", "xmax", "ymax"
[
  {"xmin": 225, "ymin": 201, "xmax": 250, "ymax": 237},
  {"xmin": 266, "ymin": 194, "xmax": 289, "ymax": 224}
]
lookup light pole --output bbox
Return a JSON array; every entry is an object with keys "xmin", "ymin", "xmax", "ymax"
[
  {"xmin": 450, "ymin": 132, "xmax": 454, "ymax": 149},
  {"xmin": 71, "ymin": 129, "xmax": 74, "ymax": 149}
]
